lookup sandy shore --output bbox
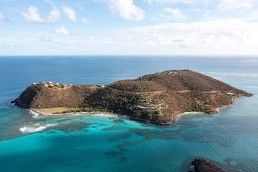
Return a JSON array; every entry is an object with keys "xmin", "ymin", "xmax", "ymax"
[
  {"xmin": 180, "ymin": 111, "xmax": 205, "ymax": 115},
  {"xmin": 175, "ymin": 98, "xmax": 237, "ymax": 122},
  {"xmin": 215, "ymin": 97, "xmax": 236, "ymax": 112},
  {"xmin": 90, "ymin": 113, "xmax": 117, "ymax": 117},
  {"xmin": 30, "ymin": 108, "xmax": 53, "ymax": 116},
  {"xmin": 29, "ymin": 108, "xmax": 117, "ymax": 118},
  {"xmin": 175, "ymin": 111, "xmax": 204, "ymax": 122},
  {"xmin": 30, "ymin": 97, "xmax": 237, "ymax": 124}
]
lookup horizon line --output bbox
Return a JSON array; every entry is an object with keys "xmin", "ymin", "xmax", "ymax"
[{"xmin": 0, "ymin": 55, "xmax": 258, "ymax": 58}]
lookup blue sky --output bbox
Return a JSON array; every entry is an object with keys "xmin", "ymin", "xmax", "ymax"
[{"xmin": 0, "ymin": 0, "xmax": 258, "ymax": 55}]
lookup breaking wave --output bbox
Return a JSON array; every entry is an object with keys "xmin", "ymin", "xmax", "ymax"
[
  {"xmin": 19, "ymin": 123, "xmax": 56, "ymax": 133},
  {"xmin": 29, "ymin": 110, "xmax": 40, "ymax": 118}
]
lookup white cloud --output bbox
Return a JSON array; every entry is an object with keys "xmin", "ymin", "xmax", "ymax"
[
  {"xmin": 218, "ymin": 0, "xmax": 254, "ymax": 10},
  {"xmin": 48, "ymin": 8, "xmax": 60, "ymax": 22},
  {"xmin": 22, "ymin": 6, "xmax": 60, "ymax": 24},
  {"xmin": 108, "ymin": 0, "xmax": 145, "ymax": 21},
  {"xmin": 3, "ymin": 0, "xmax": 258, "ymax": 55},
  {"xmin": 82, "ymin": 17, "xmax": 89, "ymax": 24},
  {"xmin": 63, "ymin": 6, "xmax": 76, "ymax": 21},
  {"xmin": 25, "ymin": 19, "xmax": 258, "ymax": 55},
  {"xmin": 164, "ymin": 8, "xmax": 181, "ymax": 16},
  {"xmin": 145, "ymin": 0, "xmax": 257, "ymax": 21},
  {"xmin": 99, "ymin": 19, "xmax": 258, "ymax": 55},
  {"xmin": 240, "ymin": 2, "xmax": 253, "ymax": 8},
  {"xmin": 55, "ymin": 26, "xmax": 70, "ymax": 35},
  {"xmin": 161, "ymin": 7, "xmax": 184, "ymax": 20},
  {"xmin": 7, "ymin": 19, "xmax": 258, "ymax": 55},
  {"xmin": 144, "ymin": 0, "xmax": 199, "ymax": 5},
  {"xmin": 0, "ymin": 12, "xmax": 5, "ymax": 21}
]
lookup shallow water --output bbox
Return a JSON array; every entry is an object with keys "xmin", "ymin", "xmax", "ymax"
[{"xmin": 0, "ymin": 56, "xmax": 258, "ymax": 171}]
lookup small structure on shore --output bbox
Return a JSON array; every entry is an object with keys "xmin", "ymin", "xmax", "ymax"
[
  {"xmin": 168, "ymin": 71, "xmax": 178, "ymax": 74},
  {"xmin": 227, "ymin": 92, "xmax": 235, "ymax": 96},
  {"xmin": 137, "ymin": 105, "xmax": 156, "ymax": 109},
  {"xmin": 32, "ymin": 82, "xmax": 71, "ymax": 89}
]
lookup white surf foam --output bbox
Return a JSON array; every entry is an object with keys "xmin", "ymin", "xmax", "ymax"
[
  {"xmin": 19, "ymin": 123, "xmax": 56, "ymax": 133},
  {"xmin": 19, "ymin": 127, "xmax": 27, "ymax": 133},
  {"xmin": 29, "ymin": 110, "xmax": 40, "ymax": 118}
]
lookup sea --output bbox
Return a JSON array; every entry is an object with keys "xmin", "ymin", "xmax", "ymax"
[{"xmin": 0, "ymin": 56, "xmax": 258, "ymax": 172}]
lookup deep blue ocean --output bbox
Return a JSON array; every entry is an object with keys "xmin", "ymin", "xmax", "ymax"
[{"xmin": 0, "ymin": 56, "xmax": 258, "ymax": 172}]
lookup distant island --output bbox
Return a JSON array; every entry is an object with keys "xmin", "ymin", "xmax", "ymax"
[{"xmin": 12, "ymin": 70, "xmax": 252, "ymax": 125}]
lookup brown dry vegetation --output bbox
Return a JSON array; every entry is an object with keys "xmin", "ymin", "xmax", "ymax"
[
  {"xmin": 13, "ymin": 70, "xmax": 252, "ymax": 125},
  {"xmin": 14, "ymin": 85, "xmax": 98, "ymax": 108}
]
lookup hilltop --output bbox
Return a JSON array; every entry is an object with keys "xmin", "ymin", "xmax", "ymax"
[{"xmin": 12, "ymin": 70, "xmax": 252, "ymax": 125}]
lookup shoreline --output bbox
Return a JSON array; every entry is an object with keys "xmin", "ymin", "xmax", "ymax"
[
  {"xmin": 215, "ymin": 97, "xmax": 236, "ymax": 112},
  {"xmin": 175, "ymin": 111, "xmax": 205, "ymax": 123},
  {"xmin": 175, "ymin": 97, "xmax": 237, "ymax": 122},
  {"xmin": 12, "ymin": 69, "xmax": 252, "ymax": 127},
  {"xmin": 29, "ymin": 97, "xmax": 238, "ymax": 125},
  {"xmin": 29, "ymin": 108, "xmax": 117, "ymax": 118}
]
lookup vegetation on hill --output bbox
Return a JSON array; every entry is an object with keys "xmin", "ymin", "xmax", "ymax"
[{"xmin": 13, "ymin": 70, "xmax": 252, "ymax": 125}]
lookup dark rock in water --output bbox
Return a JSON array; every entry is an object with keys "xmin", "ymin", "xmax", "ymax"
[
  {"xmin": 189, "ymin": 158, "xmax": 224, "ymax": 172},
  {"xmin": 13, "ymin": 70, "xmax": 252, "ymax": 125}
]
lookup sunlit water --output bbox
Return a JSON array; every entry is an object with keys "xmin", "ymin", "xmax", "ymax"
[{"xmin": 0, "ymin": 56, "xmax": 258, "ymax": 172}]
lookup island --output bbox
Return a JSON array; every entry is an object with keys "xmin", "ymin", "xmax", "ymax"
[{"xmin": 12, "ymin": 70, "xmax": 252, "ymax": 125}]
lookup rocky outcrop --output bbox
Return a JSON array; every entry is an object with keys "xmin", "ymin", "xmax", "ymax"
[
  {"xmin": 189, "ymin": 158, "xmax": 224, "ymax": 172},
  {"xmin": 13, "ymin": 70, "xmax": 252, "ymax": 125}
]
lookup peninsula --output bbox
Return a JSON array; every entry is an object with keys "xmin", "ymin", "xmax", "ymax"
[{"xmin": 12, "ymin": 70, "xmax": 252, "ymax": 125}]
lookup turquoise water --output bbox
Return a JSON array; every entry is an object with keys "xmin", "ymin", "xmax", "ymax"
[{"xmin": 0, "ymin": 56, "xmax": 258, "ymax": 171}]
